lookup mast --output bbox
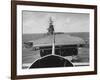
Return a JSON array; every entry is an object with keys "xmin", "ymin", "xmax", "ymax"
[
  {"xmin": 47, "ymin": 17, "xmax": 54, "ymax": 35},
  {"xmin": 47, "ymin": 17, "xmax": 55, "ymax": 55}
]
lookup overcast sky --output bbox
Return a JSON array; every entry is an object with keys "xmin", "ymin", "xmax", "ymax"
[{"xmin": 22, "ymin": 11, "xmax": 89, "ymax": 34}]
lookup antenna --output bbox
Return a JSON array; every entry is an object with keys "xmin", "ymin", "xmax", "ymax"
[{"xmin": 52, "ymin": 32, "xmax": 55, "ymax": 55}]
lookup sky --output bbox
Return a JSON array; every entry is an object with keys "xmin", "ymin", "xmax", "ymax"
[{"xmin": 22, "ymin": 11, "xmax": 89, "ymax": 34}]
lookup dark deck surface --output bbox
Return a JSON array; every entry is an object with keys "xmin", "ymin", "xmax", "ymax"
[{"xmin": 30, "ymin": 55, "xmax": 73, "ymax": 68}]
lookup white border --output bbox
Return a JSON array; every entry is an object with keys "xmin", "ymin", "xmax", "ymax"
[{"xmin": 17, "ymin": 5, "xmax": 94, "ymax": 75}]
